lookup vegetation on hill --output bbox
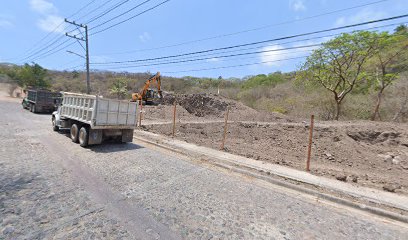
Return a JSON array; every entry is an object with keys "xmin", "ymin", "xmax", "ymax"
[{"xmin": 1, "ymin": 25, "xmax": 407, "ymax": 122}]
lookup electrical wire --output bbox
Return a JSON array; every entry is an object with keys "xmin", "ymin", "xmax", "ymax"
[
  {"xmin": 131, "ymin": 21, "xmax": 406, "ymax": 64},
  {"xmin": 20, "ymin": 0, "xmax": 99, "ymax": 60},
  {"xmin": 92, "ymin": 14, "xmax": 408, "ymax": 65},
  {"xmin": 162, "ymin": 56, "xmax": 310, "ymax": 74},
  {"xmin": 89, "ymin": 0, "xmax": 171, "ymax": 36},
  {"xmin": 97, "ymin": 0, "xmax": 392, "ymax": 55},
  {"xmin": 84, "ymin": 0, "xmax": 130, "ymax": 24},
  {"xmin": 89, "ymin": 0, "xmax": 152, "ymax": 30}
]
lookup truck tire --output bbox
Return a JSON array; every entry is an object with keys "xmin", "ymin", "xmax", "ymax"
[
  {"xmin": 70, "ymin": 124, "xmax": 79, "ymax": 143},
  {"xmin": 32, "ymin": 104, "xmax": 36, "ymax": 113},
  {"xmin": 29, "ymin": 104, "xmax": 33, "ymax": 112},
  {"xmin": 52, "ymin": 117, "xmax": 59, "ymax": 132},
  {"xmin": 79, "ymin": 127, "xmax": 89, "ymax": 147}
]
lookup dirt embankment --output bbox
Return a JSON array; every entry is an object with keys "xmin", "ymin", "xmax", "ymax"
[
  {"xmin": 142, "ymin": 93, "xmax": 408, "ymax": 195},
  {"xmin": 143, "ymin": 93, "xmax": 291, "ymax": 123}
]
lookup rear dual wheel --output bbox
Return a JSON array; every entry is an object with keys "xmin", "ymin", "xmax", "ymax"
[
  {"xmin": 70, "ymin": 124, "xmax": 89, "ymax": 147},
  {"xmin": 70, "ymin": 124, "xmax": 79, "ymax": 143},
  {"xmin": 78, "ymin": 127, "xmax": 89, "ymax": 147}
]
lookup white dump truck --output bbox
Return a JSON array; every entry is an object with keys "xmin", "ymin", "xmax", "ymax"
[{"xmin": 52, "ymin": 92, "xmax": 138, "ymax": 147}]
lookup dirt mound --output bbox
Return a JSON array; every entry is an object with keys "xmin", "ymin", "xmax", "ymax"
[
  {"xmin": 347, "ymin": 130, "xmax": 401, "ymax": 145},
  {"xmin": 162, "ymin": 93, "xmax": 234, "ymax": 117},
  {"xmin": 158, "ymin": 93, "xmax": 291, "ymax": 123}
]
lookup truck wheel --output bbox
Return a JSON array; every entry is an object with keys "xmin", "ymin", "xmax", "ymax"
[
  {"xmin": 32, "ymin": 104, "xmax": 36, "ymax": 113},
  {"xmin": 29, "ymin": 104, "xmax": 33, "ymax": 112},
  {"xmin": 79, "ymin": 127, "xmax": 89, "ymax": 147},
  {"xmin": 52, "ymin": 117, "xmax": 59, "ymax": 132},
  {"xmin": 70, "ymin": 124, "xmax": 79, "ymax": 143}
]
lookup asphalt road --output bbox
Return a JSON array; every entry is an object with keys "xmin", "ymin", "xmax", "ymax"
[{"xmin": 1, "ymin": 96, "xmax": 407, "ymax": 239}]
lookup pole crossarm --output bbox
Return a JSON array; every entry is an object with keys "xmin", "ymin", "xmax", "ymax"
[
  {"xmin": 65, "ymin": 33, "xmax": 86, "ymax": 42},
  {"xmin": 64, "ymin": 18, "xmax": 85, "ymax": 28}
]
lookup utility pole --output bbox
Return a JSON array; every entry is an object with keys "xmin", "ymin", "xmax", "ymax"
[{"xmin": 65, "ymin": 18, "xmax": 91, "ymax": 94}]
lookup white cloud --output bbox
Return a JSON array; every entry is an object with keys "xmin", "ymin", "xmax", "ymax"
[
  {"xmin": 37, "ymin": 15, "xmax": 65, "ymax": 33},
  {"xmin": 0, "ymin": 14, "xmax": 14, "ymax": 28},
  {"xmin": 29, "ymin": 0, "xmax": 65, "ymax": 33},
  {"xmin": 290, "ymin": 0, "xmax": 306, "ymax": 12},
  {"xmin": 0, "ymin": 19, "xmax": 13, "ymax": 28},
  {"xmin": 259, "ymin": 45, "xmax": 286, "ymax": 66},
  {"xmin": 259, "ymin": 43, "xmax": 316, "ymax": 66},
  {"xmin": 335, "ymin": 9, "xmax": 387, "ymax": 27},
  {"xmin": 30, "ymin": 0, "xmax": 57, "ymax": 15},
  {"xmin": 139, "ymin": 32, "xmax": 151, "ymax": 42}
]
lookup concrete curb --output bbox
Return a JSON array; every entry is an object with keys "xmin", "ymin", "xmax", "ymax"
[{"xmin": 133, "ymin": 130, "xmax": 408, "ymax": 223}]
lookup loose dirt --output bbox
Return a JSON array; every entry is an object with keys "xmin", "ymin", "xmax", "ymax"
[
  {"xmin": 143, "ymin": 93, "xmax": 291, "ymax": 123},
  {"xmin": 142, "ymin": 93, "xmax": 408, "ymax": 195}
]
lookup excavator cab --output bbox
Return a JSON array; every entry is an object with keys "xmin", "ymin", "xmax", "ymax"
[{"xmin": 144, "ymin": 89, "xmax": 161, "ymax": 105}]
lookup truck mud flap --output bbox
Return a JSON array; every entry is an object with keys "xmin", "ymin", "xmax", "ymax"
[
  {"xmin": 121, "ymin": 129, "xmax": 134, "ymax": 142},
  {"xmin": 89, "ymin": 129, "xmax": 103, "ymax": 145}
]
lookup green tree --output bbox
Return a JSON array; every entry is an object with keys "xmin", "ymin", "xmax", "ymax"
[
  {"xmin": 368, "ymin": 30, "xmax": 408, "ymax": 120},
  {"xmin": 242, "ymin": 72, "xmax": 285, "ymax": 89},
  {"xmin": 297, "ymin": 31, "xmax": 377, "ymax": 120},
  {"xmin": 109, "ymin": 78, "xmax": 128, "ymax": 99},
  {"xmin": 18, "ymin": 63, "xmax": 50, "ymax": 88}
]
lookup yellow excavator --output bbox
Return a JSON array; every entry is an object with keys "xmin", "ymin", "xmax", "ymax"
[{"xmin": 131, "ymin": 72, "xmax": 163, "ymax": 105}]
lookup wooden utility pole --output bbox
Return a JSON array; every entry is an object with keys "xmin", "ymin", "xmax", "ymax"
[
  {"xmin": 220, "ymin": 106, "xmax": 230, "ymax": 150},
  {"xmin": 65, "ymin": 19, "xmax": 91, "ymax": 94},
  {"xmin": 172, "ymin": 100, "xmax": 177, "ymax": 137},
  {"xmin": 306, "ymin": 114, "xmax": 314, "ymax": 172}
]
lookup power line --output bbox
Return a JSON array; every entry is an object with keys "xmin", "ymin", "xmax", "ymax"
[
  {"xmin": 32, "ymin": 18, "xmax": 405, "ymax": 68},
  {"xmin": 31, "ymin": 40, "xmax": 76, "ymax": 62},
  {"xmin": 94, "ymin": 22, "xmax": 405, "ymax": 68},
  {"xmin": 94, "ymin": 22, "xmax": 408, "ymax": 73},
  {"xmin": 161, "ymin": 56, "xmax": 310, "ymax": 74},
  {"xmin": 96, "ymin": 44, "xmax": 320, "ymax": 69},
  {"xmin": 93, "ymin": 22, "xmax": 406, "ymax": 64},
  {"xmin": 22, "ymin": 0, "xmax": 170, "ymax": 62},
  {"xmin": 97, "ymin": 29, "xmax": 408, "ymax": 70},
  {"xmin": 98, "ymin": 0, "xmax": 391, "ymax": 55},
  {"xmin": 25, "ymin": 0, "xmax": 119, "ymax": 60},
  {"xmin": 89, "ymin": 0, "xmax": 152, "ymax": 30},
  {"xmin": 19, "ymin": 0, "xmax": 99, "ymax": 61},
  {"xmin": 68, "ymin": 0, "xmax": 99, "ymax": 19},
  {"xmin": 100, "ymin": 49, "xmax": 314, "ymax": 70},
  {"xmin": 89, "ymin": 0, "xmax": 171, "ymax": 36},
  {"xmin": 23, "ymin": 35, "xmax": 67, "ymax": 61},
  {"xmin": 85, "ymin": 0, "xmax": 129, "ymax": 24},
  {"xmin": 92, "ymin": 14, "xmax": 408, "ymax": 65}
]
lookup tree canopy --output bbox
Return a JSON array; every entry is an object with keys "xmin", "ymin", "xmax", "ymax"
[
  {"xmin": 298, "ymin": 31, "xmax": 378, "ymax": 120},
  {"xmin": 18, "ymin": 63, "xmax": 50, "ymax": 88}
]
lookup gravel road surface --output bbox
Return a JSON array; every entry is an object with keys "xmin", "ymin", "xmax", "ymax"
[{"xmin": 1, "ymin": 96, "xmax": 407, "ymax": 239}]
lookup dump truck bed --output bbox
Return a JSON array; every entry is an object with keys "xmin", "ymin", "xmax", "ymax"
[
  {"xmin": 26, "ymin": 89, "xmax": 61, "ymax": 112},
  {"xmin": 60, "ymin": 92, "xmax": 138, "ymax": 129}
]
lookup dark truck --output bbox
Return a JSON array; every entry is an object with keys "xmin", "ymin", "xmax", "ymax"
[{"xmin": 22, "ymin": 89, "xmax": 62, "ymax": 113}]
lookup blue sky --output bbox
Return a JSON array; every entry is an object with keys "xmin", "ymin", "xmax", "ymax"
[{"xmin": 1, "ymin": 0, "xmax": 407, "ymax": 78}]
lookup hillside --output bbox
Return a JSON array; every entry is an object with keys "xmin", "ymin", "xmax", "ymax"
[{"xmin": 1, "ymin": 64, "xmax": 407, "ymax": 122}]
